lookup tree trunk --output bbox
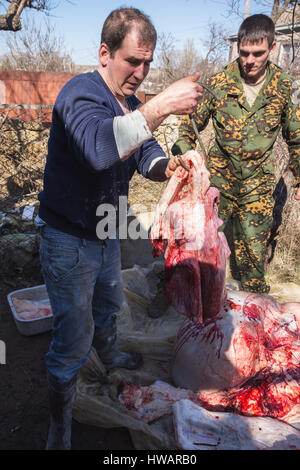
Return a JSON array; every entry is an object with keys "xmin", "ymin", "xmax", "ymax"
[
  {"xmin": 0, "ymin": 0, "xmax": 34, "ymax": 32},
  {"xmin": 271, "ymin": 0, "xmax": 280, "ymax": 19},
  {"xmin": 271, "ymin": 0, "xmax": 294, "ymax": 23},
  {"xmin": 0, "ymin": 0, "xmax": 23, "ymax": 31}
]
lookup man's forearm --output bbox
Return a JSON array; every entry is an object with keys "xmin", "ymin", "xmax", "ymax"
[
  {"xmin": 113, "ymin": 73, "xmax": 203, "ymax": 162},
  {"xmin": 138, "ymin": 95, "xmax": 170, "ymax": 133}
]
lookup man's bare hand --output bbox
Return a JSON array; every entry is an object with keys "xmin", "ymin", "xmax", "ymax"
[
  {"xmin": 165, "ymin": 156, "xmax": 187, "ymax": 179},
  {"xmin": 139, "ymin": 72, "xmax": 203, "ymax": 133},
  {"xmin": 295, "ymin": 186, "xmax": 300, "ymax": 200},
  {"xmin": 160, "ymin": 72, "xmax": 204, "ymax": 116}
]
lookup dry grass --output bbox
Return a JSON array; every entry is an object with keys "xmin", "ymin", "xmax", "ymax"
[
  {"xmin": 265, "ymin": 137, "xmax": 300, "ymax": 285},
  {"xmin": 128, "ymin": 173, "xmax": 168, "ymax": 212},
  {"xmin": 265, "ymin": 197, "xmax": 300, "ymax": 285},
  {"xmin": 0, "ymin": 118, "xmax": 47, "ymax": 211}
]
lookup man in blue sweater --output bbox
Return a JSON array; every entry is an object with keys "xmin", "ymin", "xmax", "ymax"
[{"xmin": 38, "ymin": 7, "xmax": 203, "ymax": 449}]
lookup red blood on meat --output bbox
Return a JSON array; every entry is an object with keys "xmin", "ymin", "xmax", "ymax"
[
  {"xmin": 118, "ymin": 381, "xmax": 153, "ymax": 411},
  {"xmin": 243, "ymin": 302, "xmax": 263, "ymax": 321},
  {"xmin": 227, "ymin": 300, "xmax": 242, "ymax": 311},
  {"xmin": 150, "ymin": 151, "xmax": 230, "ymax": 322}
]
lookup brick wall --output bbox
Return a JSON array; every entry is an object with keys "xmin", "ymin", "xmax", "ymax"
[
  {"xmin": 0, "ymin": 70, "xmax": 76, "ymax": 124},
  {"xmin": 136, "ymin": 91, "xmax": 157, "ymax": 103},
  {"xmin": 0, "ymin": 70, "xmax": 157, "ymax": 125}
]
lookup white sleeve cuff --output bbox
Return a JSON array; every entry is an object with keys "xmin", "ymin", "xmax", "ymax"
[{"xmin": 113, "ymin": 109, "xmax": 152, "ymax": 161}]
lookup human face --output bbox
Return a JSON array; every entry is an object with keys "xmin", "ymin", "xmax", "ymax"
[
  {"xmin": 99, "ymin": 28, "xmax": 154, "ymax": 100},
  {"xmin": 238, "ymin": 37, "xmax": 276, "ymax": 84}
]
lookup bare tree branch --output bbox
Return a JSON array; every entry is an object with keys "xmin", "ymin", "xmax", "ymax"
[
  {"xmin": 271, "ymin": 0, "xmax": 295, "ymax": 22},
  {"xmin": 0, "ymin": 16, "xmax": 75, "ymax": 72},
  {"xmin": 157, "ymin": 23, "xmax": 229, "ymax": 86},
  {"xmin": 222, "ymin": 0, "xmax": 296, "ymax": 22},
  {"xmin": 0, "ymin": 0, "xmax": 57, "ymax": 31}
]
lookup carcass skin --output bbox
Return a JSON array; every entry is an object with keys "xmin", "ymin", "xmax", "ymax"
[
  {"xmin": 172, "ymin": 289, "xmax": 300, "ymax": 428},
  {"xmin": 119, "ymin": 290, "xmax": 300, "ymax": 429},
  {"xmin": 149, "ymin": 150, "xmax": 300, "ymax": 428},
  {"xmin": 150, "ymin": 150, "xmax": 230, "ymax": 322},
  {"xmin": 119, "ymin": 381, "xmax": 300, "ymax": 448},
  {"xmin": 172, "ymin": 290, "xmax": 300, "ymax": 391},
  {"xmin": 173, "ymin": 399, "xmax": 300, "ymax": 450}
]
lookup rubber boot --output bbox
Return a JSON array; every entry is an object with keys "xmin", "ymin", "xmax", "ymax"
[
  {"xmin": 45, "ymin": 372, "xmax": 77, "ymax": 450},
  {"xmin": 93, "ymin": 315, "xmax": 143, "ymax": 371}
]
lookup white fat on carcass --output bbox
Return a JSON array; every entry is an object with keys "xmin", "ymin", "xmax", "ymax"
[
  {"xmin": 171, "ymin": 288, "xmax": 300, "ymax": 428},
  {"xmin": 150, "ymin": 150, "xmax": 210, "ymax": 251}
]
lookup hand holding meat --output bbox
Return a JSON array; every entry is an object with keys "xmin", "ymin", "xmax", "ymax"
[
  {"xmin": 150, "ymin": 150, "xmax": 226, "ymax": 322},
  {"xmin": 165, "ymin": 155, "xmax": 190, "ymax": 179}
]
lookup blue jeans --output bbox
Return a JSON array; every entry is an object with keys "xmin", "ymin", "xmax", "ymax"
[{"xmin": 39, "ymin": 225, "xmax": 124, "ymax": 383}]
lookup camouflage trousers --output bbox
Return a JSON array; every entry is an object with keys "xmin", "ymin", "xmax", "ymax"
[{"xmin": 217, "ymin": 190, "xmax": 274, "ymax": 294}]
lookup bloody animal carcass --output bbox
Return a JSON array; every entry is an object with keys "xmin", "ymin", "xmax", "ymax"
[
  {"xmin": 150, "ymin": 150, "xmax": 230, "ymax": 323},
  {"xmin": 149, "ymin": 150, "xmax": 300, "ymax": 428}
]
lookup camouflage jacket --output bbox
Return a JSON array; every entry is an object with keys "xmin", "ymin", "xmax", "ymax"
[{"xmin": 172, "ymin": 59, "xmax": 300, "ymax": 202}]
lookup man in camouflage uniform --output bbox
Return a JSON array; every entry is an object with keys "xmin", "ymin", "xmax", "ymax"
[{"xmin": 172, "ymin": 14, "xmax": 300, "ymax": 294}]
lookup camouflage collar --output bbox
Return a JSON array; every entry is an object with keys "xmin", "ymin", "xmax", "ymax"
[
  {"xmin": 223, "ymin": 60, "xmax": 249, "ymax": 109},
  {"xmin": 223, "ymin": 60, "xmax": 281, "ymax": 111}
]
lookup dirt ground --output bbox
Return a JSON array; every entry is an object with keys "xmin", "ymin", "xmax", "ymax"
[{"xmin": 0, "ymin": 271, "xmax": 134, "ymax": 451}]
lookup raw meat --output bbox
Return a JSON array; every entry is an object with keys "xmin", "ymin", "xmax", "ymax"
[
  {"xmin": 117, "ymin": 149, "xmax": 300, "ymax": 448},
  {"xmin": 118, "ymin": 380, "xmax": 194, "ymax": 423},
  {"xmin": 150, "ymin": 150, "xmax": 230, "ymax": 322},
  {"xmin": 171, "ymin": 289, "xmax": 300, "ymax": 428},
  {"xmin": 12, "ymin": 298, "xmax": 52, "ymax": 320},
  {"xmin": 148, "ymin": 149, "xmax": 300, "ymax": 431}
]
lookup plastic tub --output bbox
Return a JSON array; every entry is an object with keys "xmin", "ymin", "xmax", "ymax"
[{"xmin": 7, "ymin": 284, "xmax": 53, "ymax": 336}]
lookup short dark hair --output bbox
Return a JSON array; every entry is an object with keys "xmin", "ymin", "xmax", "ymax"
[
  {"xmin": 101, "ymin": 7, "xmax": 157, "ymax": 56},
  {"xmin": 238, "ymin": 14, "xmax": 275, "ymax": 49}
]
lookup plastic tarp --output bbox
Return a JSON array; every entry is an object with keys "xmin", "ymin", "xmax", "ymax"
[
  {"xmin": 72, "ymin": 262, "xmax": 300, "ymax": 450},
  {"xmin": 73, "ymin": 261, "xmax": 183, "ymax": 449}
]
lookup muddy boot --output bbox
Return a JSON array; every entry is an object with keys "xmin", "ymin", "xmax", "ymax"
[
  {"xmin": 45, "ymin": 372, "xmax": 77, "ymax": 450},
  {"xmin": 93, "ymin": 315, "xmax": 143, "ymax": 371}
]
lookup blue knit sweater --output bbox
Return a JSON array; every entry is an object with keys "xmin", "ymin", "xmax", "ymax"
[{"xmin": 38, "ymin": 70, "xmax": 165, "ymax": 240}]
